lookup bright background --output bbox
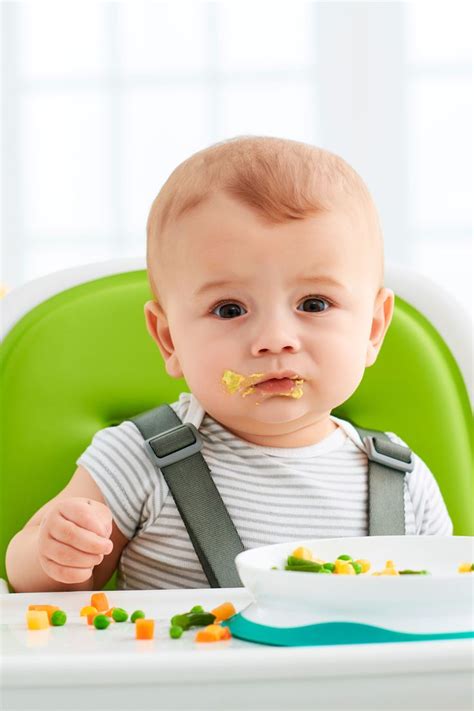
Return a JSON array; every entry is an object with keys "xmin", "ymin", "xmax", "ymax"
[{"xmin": 1, "ymin": 0, "xmax": 472, "ymax": 312}]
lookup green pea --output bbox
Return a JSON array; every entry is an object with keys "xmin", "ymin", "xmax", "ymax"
[
  {"xmin": 93, "ymin": 614, "xmax": 110, "ymax": 630},
  {"xmin": 322, "ymin": 563, "xmax": 335, "ymax": 572},
  {"xmin": 51, "ymin": 610, "xmax": 67, "ymax": 626},
  {"xmin": 351, "ymin": 562, "xmax": 362, "ymax": 574},
  {"xmin": 471, "ymin": 563, "xmax": 474, "ymax": 571},
  {"xmin": 112, "ymin": 607, "xmax": 129, "ymax": 622},
  {"xmin": 169, "ymin": 625, "xmax": 183, "ymax": 639},
  {"xmin": 318, "ymin": 568, "xmax": 332, "ymax": 574},
  {"xmin": 337, "ymin": 554, "xmax": 352, "ymax": 561},
  {"xmin": 130, "ymin": 610, "xmax": 146, "ymax": 623},
  {"xmin": 189, "ymin": 605, "xmax": 204, "ymax": 614}
]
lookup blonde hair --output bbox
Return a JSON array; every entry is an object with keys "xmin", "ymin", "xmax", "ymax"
[{"xmin": 147, "ymin": 135, "xmax": 383, "ymax": 304}]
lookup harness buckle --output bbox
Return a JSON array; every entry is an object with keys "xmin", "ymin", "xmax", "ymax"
[
  {"xmin": 145, "ymin": 423, "xmax": 202, "ymax": 468},
  {"xmin": 363, "ymin": 435, "xmax": 414, "ymax": 473}
]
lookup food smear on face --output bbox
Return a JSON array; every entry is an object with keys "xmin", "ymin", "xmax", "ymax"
[{"xmin": 221, "ymin": 369, "xmax": 304, "ymax": 399}]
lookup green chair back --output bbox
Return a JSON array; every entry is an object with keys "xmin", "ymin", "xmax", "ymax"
[{"xmin": 1, "ymin": 269, "xmax": 472, "ymax": 590}]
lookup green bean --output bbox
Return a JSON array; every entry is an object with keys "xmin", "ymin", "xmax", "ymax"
[
  {"xmin": 187, "ymin": 612, "xmax": 216, "ymax": 627},
  {"xmin": 398, "ymin": 569, "xmax": 430, "ymax": 575},
  {"xmin": 170, "ymin": 612, "xmax": 216, "ymax": 629},
  {"xmin": 287, "ymin": 555, "xmax": 318, "ymax": 567},
  {"xmin": 171, "ymin": 613, "xmax": 191, "ymax": 630},
  {"xmin": 285, "ymin": 563, "xmax": 322, "ymax": 573}
]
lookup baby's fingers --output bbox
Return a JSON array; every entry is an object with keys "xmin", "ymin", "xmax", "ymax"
[
  {"xmin": 44, "ymin": 534, "xmax": 105, "ymax": 569},
  {"xmin": 49, "ymin": 514, "xmax": 113, "ymax": 555},
  {"xmin": 58, "ymin": 498, "xmax": 113, "ymax": 540},
  {"xmin": 39, "ymin": 553, "xmax": 94, "ymax": 585}
]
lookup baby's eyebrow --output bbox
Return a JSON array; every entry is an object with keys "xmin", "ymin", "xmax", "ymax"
[{"xmin": 194, "ymin": 275, "xmax": 350, "ymax": 298}]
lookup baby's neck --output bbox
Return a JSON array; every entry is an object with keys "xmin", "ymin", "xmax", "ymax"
[{"xmin": 225, "ymin": 416, "xmax": 339, "ymax": 448}]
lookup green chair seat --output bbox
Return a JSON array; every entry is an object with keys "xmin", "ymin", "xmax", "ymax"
[{"xmin": 1, "ymin": 268, "xmax": 472, "ymax": 591}]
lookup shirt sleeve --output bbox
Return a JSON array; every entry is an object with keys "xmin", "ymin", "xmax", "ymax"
[
  {"xmin": 76, "ymin": 421, "xmax": 166, "ymax": 540},
  {"xmin": 385, "ymin": 432, "xmax": 453, "ymax": 536}
]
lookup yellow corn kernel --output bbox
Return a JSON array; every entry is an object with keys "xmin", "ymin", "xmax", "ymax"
[
  {"xmin": 291, "ymin": 546, "xmax": 314, "ymax": 561},
  {"xmin": 373, "ymin": 567, "xmax": 399, "ymax": 576},
  {"xmin": 385, "ymin": 560, "xmax": 396, "ymax": 569},
  {"xmin": 458, "ymin": 562, "xmax": 473, "ymax": 573},
  {"xmin": 355, "ymin": 559, "xmax": 371, "ymax": 573},
  {"xmin": 334, "ymin": 559, "xmax": 356, "ymax": 575},
  {"xmin": 80, "ymin": 605, "xmax": 98, "ymax": 617},
  {"xmin": 26, "ymin": 610, "xmax": 49, "ymax": 630}
]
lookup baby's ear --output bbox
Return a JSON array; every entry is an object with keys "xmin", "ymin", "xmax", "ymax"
[
  {"xmin": 143, "ymin": 300, "xmax": 183, "ymax": 378},
  {"xmin": 365, "ymin": 288, "xmax": 395, "ymax": 367}
]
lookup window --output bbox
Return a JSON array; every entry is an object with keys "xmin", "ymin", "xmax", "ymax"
[{"xmin": 1, "ymin": 0, "xmax": 471, "ymax": 314}]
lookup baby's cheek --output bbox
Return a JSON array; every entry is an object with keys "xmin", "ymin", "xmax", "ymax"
[{"xmin": 321, "ymin": 340, "xmax": 368, "ymax": 400}]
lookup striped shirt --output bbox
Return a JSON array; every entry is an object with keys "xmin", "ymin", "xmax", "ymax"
[{"xmin": 77, "ymin": 392, "xmax": 453, "ymax": 590}]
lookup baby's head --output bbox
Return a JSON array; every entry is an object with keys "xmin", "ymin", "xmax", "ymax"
[{"xmin": 144, "ymin": 136, "xmax": 394, "ymax": 446}]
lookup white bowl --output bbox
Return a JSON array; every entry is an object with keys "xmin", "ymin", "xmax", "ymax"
[{"xmin": 234, "ymin": 536, "xmax": 474, "ymax": 632}]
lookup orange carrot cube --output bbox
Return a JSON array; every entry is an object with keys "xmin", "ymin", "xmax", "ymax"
[
  {"xmin": 210, "ymin": 602, "xmax": 236, "ymax": 622},
  {"xmin": 135, "ymin": 618, "xmax": 155, "ymax": 640},
  {"xmin": 91, "ymin": 592, "xmax": 109, "ymax": 612},
  {"xmin": 195, "ymin": 624, "xmax": 224, "ymax": 642}
]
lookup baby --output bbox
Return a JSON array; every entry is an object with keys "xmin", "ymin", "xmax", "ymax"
[{"xmin": 6, "ymin": 136, "xmax": 452, "ymax": 593}]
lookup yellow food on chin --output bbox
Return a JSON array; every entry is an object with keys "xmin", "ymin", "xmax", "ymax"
[{"xmin": 221, "ymin": 369, "xmax": 304, "ymax": 399}]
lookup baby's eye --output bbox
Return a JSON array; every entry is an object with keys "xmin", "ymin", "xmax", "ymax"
[
  {"xmin": 211, "ymin": 302, "xmax": 247, "ymax": 319},
  {"xmin": 297, "ymin": 297, "xmax": 330, "ymax": 313}
]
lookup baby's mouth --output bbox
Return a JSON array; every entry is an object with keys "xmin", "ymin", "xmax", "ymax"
[{"xmin": 221, "ymin": 370, "xmax": 305, "ymax": 399}]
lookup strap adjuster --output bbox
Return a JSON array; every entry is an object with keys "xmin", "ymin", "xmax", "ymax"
[
  {"xmin": 363, "ymin": 436, "xmax": 414, "ymax": 473},
  {"xmin": 144, "ymin": 423, "xmax": 202, "ymax": 468}
]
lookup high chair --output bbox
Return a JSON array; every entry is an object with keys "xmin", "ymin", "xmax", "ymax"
[{"xmin": 1, "ymin": 258, "xmax": 472, "ymax": 593}]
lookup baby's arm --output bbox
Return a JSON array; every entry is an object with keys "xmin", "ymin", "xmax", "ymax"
[{"xmin": 5, "ymin": 465, "xmax": 129, "ymax": 593}]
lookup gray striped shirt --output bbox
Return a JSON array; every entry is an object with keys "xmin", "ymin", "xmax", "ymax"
[{"xmin": 77, "ymin": 392, "xmax": 453, "ymax": 590}]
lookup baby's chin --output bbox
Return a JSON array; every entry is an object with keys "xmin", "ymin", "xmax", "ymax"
[{"xmin": 224, "ymin": 395, "xmax": 311, "ymax": 426}]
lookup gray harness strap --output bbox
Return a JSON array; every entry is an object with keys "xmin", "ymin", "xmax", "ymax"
[
  {"xmin": 130, "ymin": 405, "xmax": 414, "ymax": 587},
  {"xmin": 355, "ymin": 425, "xmax": 414, "ymax": 535},
  {"xmin": 131, "ymin": 405, "xmax": 244, "ymax": 588}
]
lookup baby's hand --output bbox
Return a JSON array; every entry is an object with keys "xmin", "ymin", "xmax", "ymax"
[{"xmin": 37, "ymin": 497, "xmax": 114, "ymax": 584}]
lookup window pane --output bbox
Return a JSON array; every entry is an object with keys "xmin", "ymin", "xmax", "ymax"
[
  {"xmin": 23, "ymin": 242, "xmax": 113, "ymax": 283},
  {"xmin": 118, "ymin": 0, "xmax": 208, "ymax": 75},
  {"xmin": 220, "ymin": 80, "xmax": 317, "ymax": 143},
  {"xmin": 218, "ymin": 1, "xmax": 314, "ymax": 71},
  {"xmin": 120, "ymin": 86, "xmax": 212, "ymax": 237},
  {"xmin": 20, "ymin": 93, "xmax": 113, "ymax": 239},
  {"xmin": 405, "ymin": 0, "xmax": 472, "ymax": 65},
  {"xmin": 19, "ymin": 0, "xmax": 107, "ymax": 79},
  {"xmin": 407, "ymin": 76, "xmax": 472, "ymax": 230},
  {"xmin": 412, "ymin": 239, "xmax": 473, "ymax": 315}
]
